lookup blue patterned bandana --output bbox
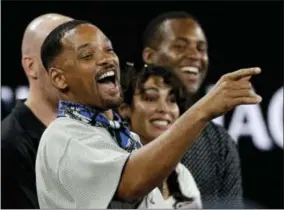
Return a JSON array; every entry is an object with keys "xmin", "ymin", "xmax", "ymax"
[{"xmin": 57, "ymin": 100, "xmax": 142, "ymax": 152}]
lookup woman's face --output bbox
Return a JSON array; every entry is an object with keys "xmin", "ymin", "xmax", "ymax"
[{"xmin": 129, "ymin": 76, "xmax": 180, "ymax": 145}]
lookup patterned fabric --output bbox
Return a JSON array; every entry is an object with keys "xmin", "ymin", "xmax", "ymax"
[
  {"xmin": 57, "ymin": 100, "xmax": 142, "ymax": 152},
  {"xmin": 181, "ymin": 122, "xmax": 243, "ymax": 208}
]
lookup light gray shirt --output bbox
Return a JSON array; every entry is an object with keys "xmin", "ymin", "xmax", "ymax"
[{"xmin": 36, "ymin": 117, "xmax": 201, "ymax": 209}]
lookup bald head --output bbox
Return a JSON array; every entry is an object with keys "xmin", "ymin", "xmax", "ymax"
[
  {"xmin": 21, "ymin": 13, "xmax": 74, "ymax": 109},
  {"xmin": 21, "ymin": 13, "xmax": 73, "ymax": 56}
]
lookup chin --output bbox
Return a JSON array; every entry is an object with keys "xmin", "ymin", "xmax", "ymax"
[
  {"xmin": 187, "ymin": 85, "xmax": 199, "ymax": 94},
  {"xmin": 150, "ymin": 130, "xmax": 163, "ymax": 139},
  {"xmin": 103, "ymin": 97, "xmax": 123, "ymax": 110}
]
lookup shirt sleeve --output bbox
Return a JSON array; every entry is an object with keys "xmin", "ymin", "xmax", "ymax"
[{"xmin": 57, "ymin": 134, "xmax": 130, "ymax": 208}]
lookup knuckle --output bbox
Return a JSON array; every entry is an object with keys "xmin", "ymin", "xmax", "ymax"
[
  {"xmin": 248, "ymin": 82, "xmax": 252, "ymax": 88},
  {"xmin": 223, "ymin": 88, "xmax": 229, "ymax": 96},
  {"xmin": 246, "ymin": 83, "xmax": 251, "ymax": 89},
  {"xmin": 221, "ymin": 74, "xmax": 228, "ymax": 81},
  {"xmin": 225, "ymin": 100, "xmax": 236, "ymax": 111},
  {"xmin": 225, "ymin": 100, "xmax": 232, "ymax": 110},
  {"xmin": 239, "ymin": 98, "xmax": 245, "ymax": 104},
  {"xmin": 234, "ymin": 97, "xmax": 242, "ymax": 105},
  {"xmin": 241, "ymin": 81, "xmax": 248, "ymax": 87},
  {"xmin": 222, "ymin": 81, "xmax": 228, "ymax": 87},
  {"xmin": 241, "ymin": 68, "xmax": 247, "ymax": 74}
]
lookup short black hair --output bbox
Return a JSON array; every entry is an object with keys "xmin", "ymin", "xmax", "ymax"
[
  {"xmin": 121, "ymin": 63, "xmax": 192, "ymax": 114},
  {"xmin": 41, "ymin": 20, "xmax": 91, "ymax": 71},
  {"xmin": 143, "ymin": 11, "xmax": 199, "ymax": 49}
]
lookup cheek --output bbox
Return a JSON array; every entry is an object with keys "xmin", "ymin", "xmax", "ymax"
[
  {"xmin": 65, "ymin": 70, "xmax": 94, "ymax": 94},
  {"xmin": 202, "ymin": 53, "xmax": 209, "ymax": 67},
  {"xmin": 113, "ymin": 54, "xmax": 120, "ymax": 65},
  {"xmin": 172, "ymin": 105, "xmax": 180, "ymax": 121},
  {"xmin": 156, "ymin": 49, "xmax": 181, "ymax": 67},
  {"xmin": 130, "ymin": 103, "xmax": 152, "ymax": 132},
  {"xmin": 200, "ymin": 55, "xmax": 209, "ymax": 78},
  {"xmin": 75, "ymin": 63, "xmax": 94, "ymax": 81}
]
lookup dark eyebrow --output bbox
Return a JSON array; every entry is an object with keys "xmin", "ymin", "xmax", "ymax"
[
  {"xmin": 76, "ymin": 43, "xmax": 91, "ymax": 51},
  {"xmin": 175, "ymin": 37, "xmax": 189, "ymax": 43},
  {"xmin": 175, "ymin": 37, "xmax": 207, "ymax": 45},
  {"xmin": 142, "ymin": 87, "xmax": 174, "ymax": 94},
  {"xmin": 76, "ymin": 36, "xmax": 112, "ymax": 50}
]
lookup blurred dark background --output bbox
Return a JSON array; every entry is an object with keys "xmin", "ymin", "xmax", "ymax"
[{"xmin": 1, "ymin": 1, "xmax": 283, "ymax": 208}]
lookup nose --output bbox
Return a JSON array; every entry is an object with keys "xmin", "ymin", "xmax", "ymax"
[
  {"xmin": 185, "ymin": 45, "xmax": 201, "ymax": 61},
  {"xmin": 156, "ymin": 99, "xmax": 171, "ymax": 114},
  {"xmin": 96, "ymin": 52, "xmax": 116, "ymax": 67}
]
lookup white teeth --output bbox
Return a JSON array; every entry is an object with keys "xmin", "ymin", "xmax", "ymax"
[
  {"xmin": 98, "ymin": 71, "xmax": 115, "ymax": 80},
  {"xmin": 151, "ymin": 120, "xmax": 169, "ymax": 126},
  {"xmin": 180, "ymin": 67, "xmax": 199, "ymax": 74}
]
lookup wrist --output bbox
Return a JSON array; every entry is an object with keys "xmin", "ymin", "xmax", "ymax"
[{"xmin": 190, "ymin": 98, "xmax": 212, "ymax": 122}]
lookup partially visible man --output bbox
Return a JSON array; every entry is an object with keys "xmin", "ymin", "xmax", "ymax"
[
  {"xmin": 142, "ymin": 11, "xmax": 244, "ymax": 208},
  {"xmin": 36, "ymin": 19, "xmax": 261, "ymax": 208},
  {"xmin": 1, "ymin": 100, "xmax": 9, "ymax": 120},
  {"xmin": 1, "ymin": 13, "xmax": 73, "ymax": 209}
]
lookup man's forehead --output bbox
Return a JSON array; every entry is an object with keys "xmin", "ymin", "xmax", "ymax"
[
  {"xmin": 161, "ymin": 18, "xmax": 206, "ymax": 41},
  {"xmin": 61, "ymin": 24, "xmax": 109, "ymax": 49}
]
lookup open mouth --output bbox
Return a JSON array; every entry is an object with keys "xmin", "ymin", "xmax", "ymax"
[
  {"xmin": 180, "ymin": 66, "xmax": 199, "ymax": 75},
  {"xmin": 150, "ymin": 118, "xmax": 171, "ymax": 130},
  {"xmin": 180, "ymin": 66, "xmax": 200, "ymax": 83},
  {"xmin": 97, "ymin": 70, "xmax": 116, "ymax": 84},
  {"xmin": 151, "ymin": 120, "xmax": 170, "ymax": 126}
]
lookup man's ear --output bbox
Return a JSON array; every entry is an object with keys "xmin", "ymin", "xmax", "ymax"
[
  {"xmin": 118, "ymin": 102, "xmax": 132, "ymax": 121},
  {"xmin": 49, "ymin": 67, "xmax": 68, "ymax": 90},
  {"xmin": 22, "ymin": 56, "xmax": 38, "ymax": 79},
  {"xmin": 142, "ymin": 47, "xmax": 156, "ymax": 65}
]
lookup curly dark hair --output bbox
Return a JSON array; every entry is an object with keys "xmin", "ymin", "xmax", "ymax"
[{"xmin": 121, "ymin": 64, "xmax": 192, "ymax": 114}]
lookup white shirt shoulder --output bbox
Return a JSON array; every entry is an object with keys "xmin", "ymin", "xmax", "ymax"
[
  {"xmin": 176, "ymin": 163, "xmax": 201, "ymax": 199},
  {"xmin": 36, "ymin": 117, "xmax": 130, "ymax": 208}
]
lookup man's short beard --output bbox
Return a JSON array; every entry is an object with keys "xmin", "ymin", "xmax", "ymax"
[
  {"xmin": 101, "ymin": 90, "xmax": 124, "ymax": 110},
  {"xmin": 103, "ymin": 97, "xmax": 123, "ymax": 110}
]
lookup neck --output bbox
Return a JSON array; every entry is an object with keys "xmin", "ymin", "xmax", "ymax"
[
  {"xmin": 25, "ymin": 87, "xmax": 57, "ymax": 127},
  {"xmin": 138, "ymin": 136, "xmax": 150, "ymax": 146},
  {"xmin": 103, "ymin": 109, "xmax": 114, "ymax": 120}
]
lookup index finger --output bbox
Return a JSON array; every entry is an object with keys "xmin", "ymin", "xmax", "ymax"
[
  {"xmin": 240, "ymin": 76, "xmax": 252, "ymax": 81},
  {"xmin": 226, "ymin": 67, "xmax": 261, "ymax": 81}
]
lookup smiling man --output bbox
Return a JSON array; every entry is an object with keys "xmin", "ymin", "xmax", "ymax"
[
  {"xmin": 142, "ymin": 11, "xmax": 244, "ymax": 208},
  {"xmin": 143, "ymin": 13, "xmax": 208, "ymax": 94},
  {"xmin": 36, "ymin": 19, "xmax": 262, "ymax": 208}
]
